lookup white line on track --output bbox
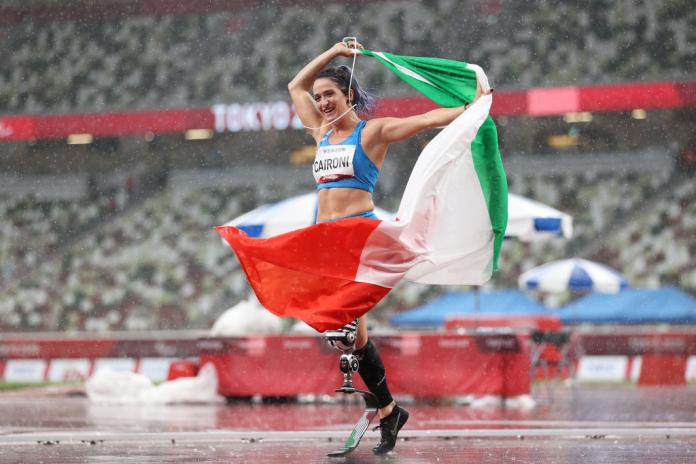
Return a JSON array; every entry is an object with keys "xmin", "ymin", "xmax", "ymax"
[
  {"xmin": 421, "ymin": 419, "xmax": 696, "ymax": 428},
  {"xmin": 1, "ymin": 427, "xmax": 696, "ymax": 445}
]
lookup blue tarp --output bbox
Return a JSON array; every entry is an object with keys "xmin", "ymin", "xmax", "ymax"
[
  {"xmin": 558, "ymin": 286, "xmax": 696, "ymax": 324},
  {"xmin": 390, "ymin": 290, "xmax": 554, "ymax": 327}
]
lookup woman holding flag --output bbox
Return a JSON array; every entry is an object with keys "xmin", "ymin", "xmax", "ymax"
[
  {"xmin": 286, "ymin": 39, "xmax": 487, "ymax": 455},
  {"xmin": 217, "ymin": 38, "xmax": 506, "ymax": 456}
]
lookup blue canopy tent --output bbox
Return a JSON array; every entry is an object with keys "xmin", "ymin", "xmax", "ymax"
[
  {"xmin": 558, "ymin": 287, "xmax": 696, "ymax": 324},
  {"xmin": 391, "ymin": 290, "xmax": 555, "ymax": 328}
]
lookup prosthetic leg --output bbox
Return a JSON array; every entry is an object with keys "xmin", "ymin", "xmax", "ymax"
[{"xmin": 324, "ymin": 320, "xmax": 379, "ymax": 457}]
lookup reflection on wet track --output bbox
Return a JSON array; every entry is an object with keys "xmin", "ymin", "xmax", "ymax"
[{"xmin": 1, "ymin": 385, "xmax": 695, "ymax": 463}]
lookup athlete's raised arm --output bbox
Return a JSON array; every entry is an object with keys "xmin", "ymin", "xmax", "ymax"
[
  {"xmin": 369, "ymin": 76, "xmax": 489, "ymax": 146},
  {"xmin": 288, "ymin": 42, "xmax": 358, "ymax": 142}
]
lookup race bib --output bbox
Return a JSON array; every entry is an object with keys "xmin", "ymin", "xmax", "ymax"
[{"xmin": 313, "ymin": 144, "xmax": 356, "ymax": 183}]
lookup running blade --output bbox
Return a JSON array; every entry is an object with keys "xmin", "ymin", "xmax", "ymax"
[{"xmin": 327, "ymin": 407, "xmax": 378, "ymax": 457}]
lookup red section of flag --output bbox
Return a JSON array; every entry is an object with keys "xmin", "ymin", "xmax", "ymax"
[{"xmin": 215, "ymin": 218, "xmax": 391, "ymax": 332}]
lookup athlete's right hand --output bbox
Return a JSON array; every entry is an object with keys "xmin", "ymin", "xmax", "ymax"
[{"xmin": 331, "ymin": 40, "xmax": 362, "ymax": 58}]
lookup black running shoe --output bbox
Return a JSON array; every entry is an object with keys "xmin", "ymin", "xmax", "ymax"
[{"xmin": 372, "ymin": 404, "xmax": 409, "ymax": 455}]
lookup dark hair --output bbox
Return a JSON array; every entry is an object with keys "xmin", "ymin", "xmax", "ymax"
[{"xmin": 315, "ymin": 65, "xmax": 375, "ymax": 117}]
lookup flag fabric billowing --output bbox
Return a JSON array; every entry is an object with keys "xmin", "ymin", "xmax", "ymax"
[
  {"xmin": 216, "ymin": 51, "xmax": 508, "ymax": 332},
  {"xmin": 361, "ymin": 50, "xmax": 507, "ymax": 267}
]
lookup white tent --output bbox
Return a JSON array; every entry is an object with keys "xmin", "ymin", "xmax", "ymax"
[
  {"xmin": 506, "ymin": 193, "xmax": 573, "ymax": 242},
  {"xmin": 224, "ymin": 192, "xmax": 394, "ymax": 238},
  {"xmin": 224, "ymin": 191, "xmax": 572, "ymax": 242}
]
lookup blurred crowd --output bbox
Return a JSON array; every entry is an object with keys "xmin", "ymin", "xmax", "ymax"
[
  {"xmin": 496, "ymin": 169, "xmax": 674, "ymax": 287},
  {"xmin": 0, "ymin": 0, "xmax": 694, "ymax": 332},
  {"xmin": 1, "ymin": 0, "xmax": 692, "ymax": 114},
  {"xmin": 1, "ymin": 166, "xmax": 692, "ymax": 332},
  {"xmin": 600, "ymin": 177, "xmax": 696, "ymax": 292},
  {"xmin": 0, "ymin": 189, "xmax": 125, "ymax": 286},
  {"xmin": 1, "ymin": 185, "xmax": 248, "ymax": 331}
]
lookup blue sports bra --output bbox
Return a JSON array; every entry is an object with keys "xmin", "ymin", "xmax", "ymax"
[{"xmin": 313, "ymin": 120, "xmax": 380, "ymax": 193}]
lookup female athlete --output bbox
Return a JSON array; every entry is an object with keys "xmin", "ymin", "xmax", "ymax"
[{"xmin": 288, "ymin": 39, "xmax": 486, "ymax": 454}]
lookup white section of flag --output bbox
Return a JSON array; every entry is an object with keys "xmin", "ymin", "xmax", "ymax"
[{"xmin": 356, "ymin": 94, "xmax": 494, "ymax": 287}]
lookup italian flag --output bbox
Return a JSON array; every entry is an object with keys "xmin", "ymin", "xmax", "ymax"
[{"xmin": 216, "ymin": 51, "xmax": 508, "ymax": 332}]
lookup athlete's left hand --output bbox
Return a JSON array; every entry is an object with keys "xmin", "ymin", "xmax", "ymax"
[{"xmin": 473, "ymin": 75, "xmax": 493, "ymax": 103}]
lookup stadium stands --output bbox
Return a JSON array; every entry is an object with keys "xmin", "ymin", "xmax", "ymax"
[
  {"xmin": 0, "ymin": 181, "xmax": 305, "ymax": 331},
  {"xmin": 1, "ymin": 0, "xmax": 693, "ymax": 114},
  {"xmin": 0, "ymin": 192, "xmax": 117, "ymax": 285},
  {"xmin": 599, "ymin": 175, "xmax": 696, "ymax": 292},
  {"xmin": 489, "ymin": 168, "xmax": 674, "ymax": 287},
  {"xmin": 0, "ymin": 1, "xmax": 693, "ymax": 332},
  {"xmin": 1, "ymin": 162, "xmax": 691, "ymax": 332}
]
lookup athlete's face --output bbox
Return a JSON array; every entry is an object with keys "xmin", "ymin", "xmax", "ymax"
[{"xmin": 313, "ymin": 78, "xmax": 350, "ymax": 121}]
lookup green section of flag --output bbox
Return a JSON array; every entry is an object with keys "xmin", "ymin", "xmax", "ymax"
[
  {"xmin": 362, "ymin": 50, "xmax": 508, "ymax": 272},
  {"xmin": 471, "ymin": 118, "xmax": 507, "ymax": 272}
]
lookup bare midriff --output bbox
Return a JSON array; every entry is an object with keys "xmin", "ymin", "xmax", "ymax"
[{"xmin": 316, "ymin": 187, "xmax": 375, "ymax": 222}]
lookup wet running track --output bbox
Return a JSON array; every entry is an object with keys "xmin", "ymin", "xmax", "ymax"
[{"xmin": 1, "ymin": 385, "xmax": 695, "ymax": 463}]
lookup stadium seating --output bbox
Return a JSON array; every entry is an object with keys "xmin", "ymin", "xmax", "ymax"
[
  {"xmin": 599, "ymin": 175, "xmax": 696, "ymax": 291},
  {"xmin": 492, "ymin": 169, "xmax": 674, "ymax": 287},
  {"xmin": 0, "ymin": 182, "xmax": 304, "ymax": 331},
  {"xmin": 2, "ymin": 165, "xmax": 689, "ymax": 332},
  {"xmin": 0, "ymin": 1, "xmax": 693, "ymax": 331},
  {"xmin": 0, "ymin": 192, "xmax": 117, "ymax": 286},
  {"xmin": 1, "ymin": 0, "xmax": 692, "ymax": 114}
]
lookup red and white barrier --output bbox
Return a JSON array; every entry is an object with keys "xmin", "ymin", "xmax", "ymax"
[
  {"xmin": 199, "ymin": 333, "xmax": 531, "ymax": 398},
  {"xmin": 574, "ymin": 332, "xmax": 696, "ymax": 384},
  {"xmin": 2, "ymin": 331, "xmax": 696, "ymax": 388},
  {"xmin": 0, "ymin": 335, "xmax": 199, "ymax": 383}
]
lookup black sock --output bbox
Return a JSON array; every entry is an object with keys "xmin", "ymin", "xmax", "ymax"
[{"xmin": 354, "ymin": 339, "xmax": 394, "ymax": 409}]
